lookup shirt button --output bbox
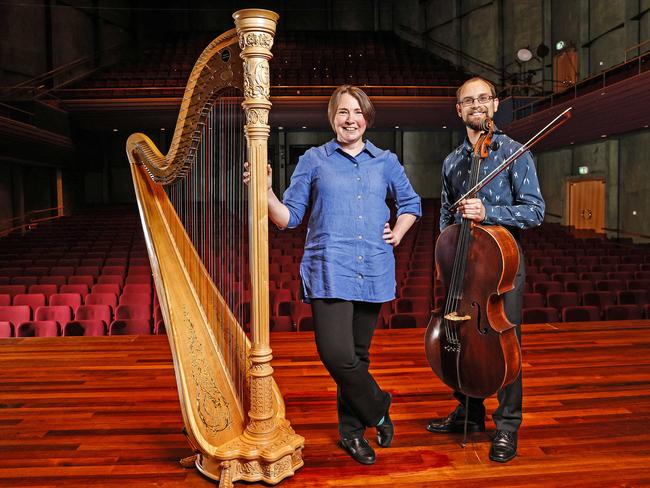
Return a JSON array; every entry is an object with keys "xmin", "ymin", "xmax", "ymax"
[
  {"xmin": 357, "ymin": 177, "xmax": 361, "ymax": 181},
  {"xmin": 354, "ymin": 163, "xmax": 358, "ymax": 167},
  {"xmin": 358, "ymin": 255, "xmax": 363, "ymax": 260},
  {"xmin": 357, "ymin": 274, "xmax": 363, "ymax": 279},
  {"xmin": 357, "ymin": 195, "xmax": 362, "ymax": 199},
  {"xmin": 358, "ymin": 235, "xmax": 363, "ymax": 240},
  {"xmin": 358, "ymin": 215, "xmax": 362, "ymax": 219}
]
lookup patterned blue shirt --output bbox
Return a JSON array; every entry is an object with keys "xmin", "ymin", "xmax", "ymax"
[
  {"xmin": 440, "ymin": 130, "xmax": 545, "ymax": 233},
  {"xmin": 283, "ymin": 139, "xmax": 422, "ymax": 303}
]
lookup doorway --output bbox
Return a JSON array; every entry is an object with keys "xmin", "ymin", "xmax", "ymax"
[{"xmin": 565, "ymin": 178, "xmax": 605, "ymax": 232}]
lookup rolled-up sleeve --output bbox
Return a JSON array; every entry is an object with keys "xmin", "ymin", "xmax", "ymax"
[
  {"xmin": 282, "ymin": 152, "xmax": 314, "ymax": 229},
  {"xmin": 387, "ymin": 155, "xmax": 422, "ymax": 219}
]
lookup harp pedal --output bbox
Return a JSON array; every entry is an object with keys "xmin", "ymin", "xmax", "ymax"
[
  {"xmin": 444, "ymin": 311, "xmax": 471, "ymax": 321},
  {"xmin": 180, "ymin": 454, "xmax": 198, "ymax": 469}
]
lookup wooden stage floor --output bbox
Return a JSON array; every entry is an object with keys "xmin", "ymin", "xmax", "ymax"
[{"xmin": 1, "ymin": 321, "xmax": 649, "ymax": 487}]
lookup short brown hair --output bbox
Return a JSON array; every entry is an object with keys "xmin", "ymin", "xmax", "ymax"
[
  {"xmin": 456, "ymin": 76, "xmax": 497, "ymax": 101},
  {"xmin": 327, "ymin": 85, "xmax": 375, "ymax": 130}
]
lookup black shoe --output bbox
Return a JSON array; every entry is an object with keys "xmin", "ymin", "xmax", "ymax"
[
  {"xmin": 489, "ymin": 430, "xmax": 517, "ymax": 463},
  {"xmin": 339, "ymin": 436, "xmax": 376, "ymax": 465},
  {"xmin": 376, "ymin": 411, "xmax": 393, "ymax": 447},
  {"xmin": 426, "ymin": 405, "xmax": 485, "ymax": 434}
]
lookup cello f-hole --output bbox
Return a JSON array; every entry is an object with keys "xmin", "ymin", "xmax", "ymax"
[{"xmin": 471, "ymin": 301, "xmax": 488, "ymax": 335}]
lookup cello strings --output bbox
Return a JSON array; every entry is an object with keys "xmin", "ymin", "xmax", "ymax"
[{"xmin": 444, "ymin": 154, "xmax": 482, "ymax": 346}]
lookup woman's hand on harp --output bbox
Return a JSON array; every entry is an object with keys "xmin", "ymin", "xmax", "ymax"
[{"xmin": 243, "ymin": 162, "xmax": 272, "ymax": 190}]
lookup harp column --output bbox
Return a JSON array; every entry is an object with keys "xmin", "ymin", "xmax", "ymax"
[{"xmin": 235, "ymin": 9, "xmax": 287, "ymax": 441}]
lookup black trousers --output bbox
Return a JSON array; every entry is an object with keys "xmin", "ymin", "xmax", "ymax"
[
  {"xmin": 311, "ymin": 299, "xmax": 390, "ymax": 438},
  {"xmin": 453, "ymin": 248, "xmax": 525, "ymax": 433}
]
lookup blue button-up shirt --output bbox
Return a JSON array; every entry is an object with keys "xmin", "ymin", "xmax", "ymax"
[
  {"xmin": 283, "ymin": 139, "xmax": 422, "ymax": 303},
  {"xmin": 440, "ymin": 130, "xmax": 545, "ymax": 233}
]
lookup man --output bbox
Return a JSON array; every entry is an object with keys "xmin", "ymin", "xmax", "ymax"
[{"xmin": 427, "ymin": 76, "xmax": 545, "ymax": 463}]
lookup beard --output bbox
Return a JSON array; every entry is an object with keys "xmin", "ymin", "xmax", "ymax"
[{"xmin": 464, "ymin": 111, "xmax": 488, "ymax": 131}]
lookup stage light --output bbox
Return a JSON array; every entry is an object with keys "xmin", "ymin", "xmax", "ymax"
[{"xmin": 516, "ymin": 48, "xmax": 533, "ymax": 62}]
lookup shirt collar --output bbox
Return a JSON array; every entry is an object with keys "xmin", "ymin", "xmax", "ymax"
[{"xmin": 324, "ymin": 138, "xmax": 382, "ymax": 158}]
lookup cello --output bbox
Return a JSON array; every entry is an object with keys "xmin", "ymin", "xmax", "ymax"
[
  {"xmin": 424, "ymin": 108, "xmax": 572, "ymax": 411},
  {"xmin": 424, "ymin": 117, "xmax": 521, "ymax": 402}
]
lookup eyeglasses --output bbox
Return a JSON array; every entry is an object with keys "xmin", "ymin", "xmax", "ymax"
[{"xmin": 458, "ymin": 95, "xmax": 495, "ymax": 107}]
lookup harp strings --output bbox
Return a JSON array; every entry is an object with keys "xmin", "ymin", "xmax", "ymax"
[{"xmin": 166, "ymin": 88, "xmax": 248, "ymax": 403}]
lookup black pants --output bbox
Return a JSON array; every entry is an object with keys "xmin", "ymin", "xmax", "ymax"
[
  {"xmin": 311, "ymin": 299, "xmax": 390, "ymax": 438},
  {"xmin": 453, "ymin": 249, "xmax": 525, "ymax": 433}
]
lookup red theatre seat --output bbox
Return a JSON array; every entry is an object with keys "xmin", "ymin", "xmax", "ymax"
[
  {"xmin": 28, "ymin": 284, "xmax": 58, "ymax": 298},
  {"xmin": 109, "ymin": 319, "xmax": 152, "ymax": 335},
  {"xmin": 118, "ymin": 293, "xmax": 152, "ymax": 306},
  {"xmin": 68, "ymin": 275, "xmax": 95, "ymax": 288},
  {"xmin": 564, "ymin": 280, "xmax": 594, "ymax": 295},
  {"xmin": 0, "ymin": 321, "xmax": 11, "ymax": 337},
  {"xmin": 603, "ymin": 304, "xmax": 643, "ymax": 321},
  {"xmin": 97, "ymin": 275, "xmax": 124, "ymax": 287},
  {"xmin": 290, "ymin": 302, "xmax": 312, "ymax": 330},
  {"xmin": 34, "ymin": 305, "xmax": 72, "ymax": 326},
  {"xmin": 562, "ymin": 306, "xmax": 600, "ymax": 322},
  {"xmin": 270, "ymin": 315, "xmax": 293, "ymax": 332},
  {"xmin": 16, "ymin": 321, "xmax": 60, "ymax": 337},
  {"xmin": 0, "ymin": 285, "xmax": 27, "ymax": 299},
  {"xmin": 582, "ymin": 291, "xmax": 616, "ymax": 316},
  {"xmin": 13, "ymin": 293, "xmax": 46, "ymax": 313},
  {"xmin": 522, "ymin": 307, "xmax": 559, "ymax": 324},
  {"xmin": 0, "ymin": 305, "xmax": 31, "ymax": 328},
  {"xmin": 63, "ymin": 304, "xmax": 112, "ymax": 336},
  {"xmin": 617, "ymin": 290, "xmax": 648, "ymax": 306},
  {"xmin": 547, "ymin": 292, "xmax": 579, "ymax": 311},
  {"xmin": 389, "ymin": 312, "xmax": 430, "ymax": 328},
  {"xmin": 115, "ymin": 304, "xmax": 150, "ymax": 321},
  {"xmin": 84, "ymin": 292, "xmax": 118, "ymax": 311}
]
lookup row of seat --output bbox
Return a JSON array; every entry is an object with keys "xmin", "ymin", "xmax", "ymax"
[
  {"xmin": 0, "ymin": 264, "xmax": 150, "ymax": 277},
  {"xmin": 527, "ymin": 279, "xmax": 650, "ymax": 296},
  {"xmin": 0, "ymin": 303, "xmax": 163, "ymax": 337},
  {"xmin": 525, "ymin": 288, "xmax": 649, "ymax": 307},
  {"xmin": 523, "ymin": 304, "xmax": 650, "ymax": 323},
  {"xmin": 1, "ymin": 288, "xmax": 151, "ymax": 307}
]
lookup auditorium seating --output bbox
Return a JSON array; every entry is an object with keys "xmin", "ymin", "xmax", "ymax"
[
  {"xmin": 1, "ymin": 204, "xmax": 649, "ymax": 337},
  {"xmin": 59, "ymin": 31, "xmax": 467, "ymax": 99}
]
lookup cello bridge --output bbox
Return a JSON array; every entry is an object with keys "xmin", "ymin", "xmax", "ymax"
[{"xmin": 444, "ymin": 311, "xmax": 471, "ymax": 322}]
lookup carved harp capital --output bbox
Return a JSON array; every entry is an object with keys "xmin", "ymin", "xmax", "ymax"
[{"xmin": 234, "ymin": 9, "xmax": 277, "ymax": 135}]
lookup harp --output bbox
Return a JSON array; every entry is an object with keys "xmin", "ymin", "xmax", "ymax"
[{"xmin": 125, "ymin": 9, "xmax": 304, "ymax": 487}]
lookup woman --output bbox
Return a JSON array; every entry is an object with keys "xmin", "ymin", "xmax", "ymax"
[{"xmin": 244, "ymin": 85, "xmax": 421, "ymax": 465}]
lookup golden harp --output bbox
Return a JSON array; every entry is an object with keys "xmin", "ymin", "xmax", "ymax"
[{"xmin": 125, "ymin": 9, "xmax": 303, "ymax": 488}]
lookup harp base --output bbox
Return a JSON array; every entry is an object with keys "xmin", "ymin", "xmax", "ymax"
[{"xmin": 193, "ymin": 420, "xmax": 305, "ymax": 487}]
